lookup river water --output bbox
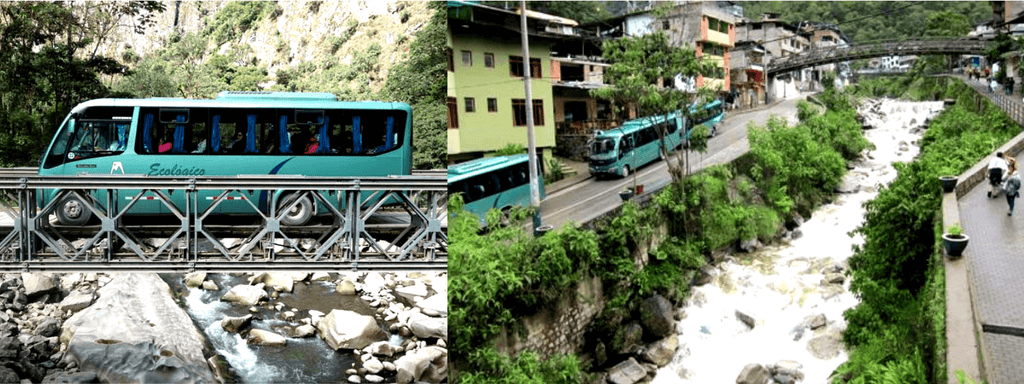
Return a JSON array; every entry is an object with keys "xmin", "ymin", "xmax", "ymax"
[{"xmin": 651, "ymin": 99, "xmax": 945, "ymax": 383}]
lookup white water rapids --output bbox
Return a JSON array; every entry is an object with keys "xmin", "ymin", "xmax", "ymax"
[{"xmin": 651, "ymin": 99, "xmax": 945, "ymax": 383}]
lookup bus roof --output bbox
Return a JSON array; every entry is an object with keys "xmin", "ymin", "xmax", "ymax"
[
  {"xmin": 447, "ymin": 154, "xmax": 529, "ymax": 183},
  {"xmin": 593, "ymin": 112, "xmax": 677, "ymax": 139},
  {"xmin": 69, "ymin": 92, "xmax": 411, "ymax": 114}
]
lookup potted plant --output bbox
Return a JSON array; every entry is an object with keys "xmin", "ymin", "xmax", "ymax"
[
  {"xmin": 939, "ymin": 166, "xmax": 958, "ymax": 193},
  {"xmin": 619, "ymin": 187, "xmax": 634, "ymax": 201},
  {"xmin": 942, "ymin": 223, "xmax": 970, "ymax": 257}
]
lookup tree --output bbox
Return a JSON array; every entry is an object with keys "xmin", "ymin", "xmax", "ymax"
[
  {"xmin": 382, "ymin": 2, "xmax": 446, "ymax": 169},
  {"xmin": 591, "ymin": 31, "xmax": 715, "ymax": 182}
]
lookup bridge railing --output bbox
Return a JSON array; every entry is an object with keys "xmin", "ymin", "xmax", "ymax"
[
  {"xmin": 768, "ymin": 37, "xmax": 988, "ymax": 74},
  {"xmin": 0, "ymin": 173, "xmax": 447, "ymax": 272}
]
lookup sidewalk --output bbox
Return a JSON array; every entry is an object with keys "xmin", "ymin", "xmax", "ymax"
[{"xmin": 952, "ymin": 73, "xmax": 1024, "ymax": 384}]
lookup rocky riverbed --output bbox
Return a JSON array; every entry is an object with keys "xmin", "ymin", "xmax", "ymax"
[
  {"xmin": 593, "ymin": 98, "xmax": 944, "ymax": 384},
  {"xmin": 0, "ymin": 271, "xmax": 447, "ymax": 383}
]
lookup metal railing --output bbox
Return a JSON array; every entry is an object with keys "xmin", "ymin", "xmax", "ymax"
[
  {"xmin": 0, "ymin": 172, "xmax": 447, "ymax": 272},
  {"xmin": 961, "ymin": 75, "xmax": 1024, "ymax": 126}
]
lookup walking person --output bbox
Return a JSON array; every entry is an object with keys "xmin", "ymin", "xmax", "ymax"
[
  {"xmin": 1005, "ymin": 160, "xmax": 1021, "ymax": 215},
  {"xmin": 989, "ymin": 151, "xmax": 1009, "ymax": 198}
]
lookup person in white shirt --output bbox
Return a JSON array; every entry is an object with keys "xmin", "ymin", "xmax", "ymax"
[{"xmin": 988, "ymin": 151, "xmax": 1009, "ymax": 198}]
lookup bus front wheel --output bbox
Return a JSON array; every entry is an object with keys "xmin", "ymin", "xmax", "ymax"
[
  {"xmin": 279, "ymin": 194, "xmax": 313, "ymax": 226},
  {"xmin": 56, "ymin": 195, "xmax": 92, "ymax": 226},
  {"xmin": 621, "ymin": 166, "xmax": 630, "ymax": 178}
]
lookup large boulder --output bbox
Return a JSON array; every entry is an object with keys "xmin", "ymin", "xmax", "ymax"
[
  {"xmin": 260, "ymin": 273, "xmax": 295, "ymax": 293},
  {"xmin": 365, "ymin": 340, "xmax": 402, "ymax": 357},
  {"xmin": 221, "ymin": 284, "xmax": 268, "ymax": 306},
  {"xmin": 316, "ymin": 309, "xmax": 387, "ymax": 350},
  {"xmin": 612, "ymin": 323, "xmax": 643, "ymax": 355},
  {"xmin": 61, "ymin": 273, "xmax": 215, "ymax": 383},
  {"xmin": 59, "ymin": 289, "xmax": 96, "ymax": 313},
  {"xmin": 607, "ymin": 357, "xmax": 647, "ymax": 384},
  {"xmin": 736, "ymin": 363, "xmax": 769, "ymax": 384},
  {"xmin": 394, "ymin": 283, "xmax": 428, "ymax": 302},
  {"xmin": 416, "ymin": 293, "xmax": 447, "ymax": 316},
  {"xmin": 21, "ymin": 273, "xmax": 58, "ymax": 299},
  {"xmin": 395, "ymin": 346, "xmax": 447, "ymax": 384},
  {"xmin": 641, "ymin": 334, "xmax": 678, "ymax": 367},
  {"xmin": 221, "ymin": 315, "xmax": 254, "ymax": 333},
  {"xmin": 640, "ymin": 294, "xmax": 674, "ymax": 338},
  {"xmin": 35, "ymin": 316, "xmax": 61, "ymax": 338},
  {"xmin": 246, "ymin": 329, "xmax": 286, "ymax": 346},
  {"xmin": 362, "ymin": 273, "xmax": 388, "ymax": 293},
  {"xmin": 408, "ymin": 312, "xmax": 447, "ymax": 341},
  {"xmin": 336, "ymin": 278, "xmax": 357, "ymax": 295},
  {"xmin": 183, "ymin": 272, "xmax": 206, "ymax": 289}
]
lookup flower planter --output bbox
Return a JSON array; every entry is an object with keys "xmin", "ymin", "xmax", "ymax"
[
  {"xmin": 619, "ymin": 189, "xmax": 634, "ymax": 201},
  {"xmin": 942, "ymin": 233, "xmax": 969, "ymax": 257},
  {"xmin": 939, "ymin": 176, "xmax": 958, "ymax": 193}
]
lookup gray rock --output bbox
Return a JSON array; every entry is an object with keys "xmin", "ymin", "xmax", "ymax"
[
  {"xmin": 770, "ymin": 360, "xmax": 805, "ymax": 381},
  {"xmin": 35, "ymin": 317, "xmax": 60, "ymax": 337},
  {"xmin": 640, "ymin": 294, "xmax": 674, "ymax": 338},
  {"xmin": 416, "ymin": 294, "xmax": 447, "ymax": 316},
  {"xmin": 692, "ymin": 265, "xmax": 716, "ymax": 286},
  {"xmin": 612, "ymin": 323, "xmax": 643, "ymax": 355},
  {"xmin": 366, "ymin": 340, "xmax": 401, "ymax": 357},
  {"xmin": 317, "ymin": 309, "xmax": 387, "ymax": 350},
  {"xmin": 394, "ymin": 283, "xmax": 428, "ymax": 301},
  {"xmin": 59, "ymin": 290, "xmax": 95, "ymax": 314},
  {"xmin": 395, "ymin": 346, "xmax": 446, "ymax": 384},
  {"xmin": 408, "ymin": 313, "xmax": 447, "ymax": 341},
  {"xmin": 201, "ymin": 280, "xmax": 219, "ymax": 291},
  {"xmin": 260, "ymin": 273, "xmax": 295, "ymax": 293},
  {"xmin": 183, "ymin": 272, "xmax": 206, "ymax": 289},
  {"xmin": 61, "ymin": 273, "xmax": 215, "ymax": 382},
  {"xmin": 607, "ymin": 357, "xmax": 647, "ymax": 384},
  {"xmin": 808, "ymin": 333, "xmax": 841, "ymax": 359},
  {"xmin": 809, "ymin": 314, "xmax": 827, "ymax": 330},
  {"xmin": 364, "ymin": 358, "xmax": 384, "ymax": 374},
  {"xmin": 310, "ymin": 272, "xmax": 332, "ymax": 281},
  {"xmin": 347, "ymin": 375, "xmax": 361, "ymax": 383},
  {"xmin": 822, "ymin": 273, "xmax": 845, "ymax": 285},
  {"xmin": 641, "ymin": 334, "xmax": 678, "ymax": 367},
  {"xmin": 739, "ymin": 238, "xmax": 761, "ymax": 253},
  {"xmin": 774, "ymin": 372, "xmax": 796, "ymax": 384},
  {"xmin": 790, "ymin": 228, "xmax": 803, "ymax": 240},
  {"xmin": 735, "ymin": 309, "xmax": 757, "ymax": 329},
  {"xmin": 0, "ymin": 367, "xmax": 19, "ymax": 384},
  {"xmin": 336, "ymin": 279, "xmax": 357, "ymax": 295},
  {"xmin": 21, "ymin": 273, "xmax": 58, "ymax": 299},
  {"xmin": 736, "ymin": 363, "xmax": 769, "ymax": 384},
  {"xmin": 221, "ymin": 315, "xmax": 253, "ymax": 333},
  {"xmin": 364, "ymin": 374, "xmax": 384, "ymax": 383},
  {"xmin": 221, "ymin": 284, "xmax": 268, "ymax": 306},
  {"xmin": 246, "ymin": 329, "xmax": 286, "ymax": 346},
  {"xmin": 292, "ymin": 324, "xmax": 316, "ymax": 338}
]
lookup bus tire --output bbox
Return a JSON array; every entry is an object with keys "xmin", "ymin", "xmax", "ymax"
[
  {"xmin": 279, "ymin": 194, "xmax": 313, "ymax": 226},
  {"xmin": 500, "ymin": 207, "xmax": 512, "ymax": 227},
  {"xmin": 659, "ymin": 149, "xmax": 667, "ymax": 161},
  {"xmin": 621, "ymin": 166, "xmax": 630, "ymax": 178},
  {"xmin": 710, "ymin": 126, "xmax": 718, "ymax": 137},
  {"xmin": 56, "ymin": 195, "xmax": 92, "ymax": 226}
]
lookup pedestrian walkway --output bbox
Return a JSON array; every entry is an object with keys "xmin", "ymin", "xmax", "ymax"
[{"xmin": 952, "ymin": 73, "xmax": 1024, "ymax": 384}]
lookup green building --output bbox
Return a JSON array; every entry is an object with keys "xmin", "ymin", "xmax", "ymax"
[{"xmin": 447, "ymin": 1, "xmax": 565, "ymax": 164}]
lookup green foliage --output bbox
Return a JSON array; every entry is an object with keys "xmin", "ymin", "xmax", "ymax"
[
  {"xmin": 458, "ymin": 349, "xmax": 586, "ymax": 384},
  {"xmin": 495, "ymin": 143, "xmax": 526, "ymax": 156},
  {"xmin": 924, "ymin": 10, "xmax": 971, "ymax": 38},
  {"xmin": 741, "ymin": 2, "xmax": 989, "ymax": 43},
  {"xmin": 946, "ymin": 223, "xmax": 963, "ymax": 236},
  {"xmin": 840, "ymin": 76, "xmax": 1014, "ymax": 384},
  {"xmin": 202, "ymin": 2, "xmax": 276, "ymax": 45}
]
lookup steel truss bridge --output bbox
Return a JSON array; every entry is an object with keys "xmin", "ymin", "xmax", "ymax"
[
  {"xmin": 767, "ymin": 37, "xmax": 989, "ymax": 75},
  {"xmin": 0, "ymin": 168, "xmax": 447, "ymax": 272}
]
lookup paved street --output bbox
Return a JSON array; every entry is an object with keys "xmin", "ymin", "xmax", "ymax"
[{"xmin": 540, "ymin": 95, "xmax": 806, "ymax": 229}]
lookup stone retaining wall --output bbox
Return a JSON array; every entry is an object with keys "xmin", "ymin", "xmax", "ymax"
[
  {"xmin": 495, "ymin": 275, "xmax": 604, "ymax": 359},
  {"xmin": 556, "ymin": 134, "xmax": 591, "ymax": 162}
]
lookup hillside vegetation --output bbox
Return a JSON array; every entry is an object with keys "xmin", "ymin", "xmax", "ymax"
[{"xmin": 0, "ymin": 1, "xmax": 446, "ymax": 169}]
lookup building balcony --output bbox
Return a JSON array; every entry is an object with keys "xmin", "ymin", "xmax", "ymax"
[{"xmin": 704, "ymin": 29, "xmax": 732, "ymax": 47}]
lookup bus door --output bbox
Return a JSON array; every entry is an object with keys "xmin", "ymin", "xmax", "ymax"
[{"xmin": 618, "ymin": 135, "xmax": 635, "ymax": 174}]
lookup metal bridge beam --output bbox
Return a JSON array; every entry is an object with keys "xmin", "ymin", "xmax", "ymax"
[{"xmin": 0, "ymin": 173, "xmax": 447, "ymax": 272}]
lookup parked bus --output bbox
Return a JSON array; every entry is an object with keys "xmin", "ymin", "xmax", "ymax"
[
  {"xmin": 681, "ymin": 98, "xmax": 725, "ymax": 147},
  {"xmin": 588, "ymin": 111, "xmax": 683, "ymax": 178},
  {"xmin": 447, "ymin": 154, "xmax": 544, "ymax": 227},
  {"xmin": 38, "ymin": 91, "xmax": 413, "ymax": 226}
]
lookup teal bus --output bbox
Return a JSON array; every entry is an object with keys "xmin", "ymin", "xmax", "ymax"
[
  {"xmin": 588, "ymin": 111, "xmax": 683, "ymax": 178},
  {"xmin": 682, "ymin": 98, "xmax": 725, "ymax": 146},
  {"xmin": 447, "ymin": 154, "xmax": 544, "ymax": 227},
  {"xmin": 38, "ymin": 91, "xmax": 412, "ymax": 226}
]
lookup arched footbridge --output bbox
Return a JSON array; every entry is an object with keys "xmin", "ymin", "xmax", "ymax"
[{"xmin": 767, "ymin": 37, "xmax": 989, "ymax": 75}]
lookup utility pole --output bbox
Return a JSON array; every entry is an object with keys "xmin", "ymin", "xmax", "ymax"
[{"xmin": 520, "ymin": 0, "xmax": 542, "ymax": 232}]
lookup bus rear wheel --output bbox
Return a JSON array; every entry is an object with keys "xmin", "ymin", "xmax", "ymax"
[
  {"xmin": 56, "ymin": 195, "xmax": 92, "ymax": 226},
  {"xmin": 279, "ymin": 194, "xmax": 313, "ymax": 226}
]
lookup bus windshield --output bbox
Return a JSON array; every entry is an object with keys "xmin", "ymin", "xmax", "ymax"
[{"xmin": 591, "ymin": 138, "xmax": 617, "ymax": 156}]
